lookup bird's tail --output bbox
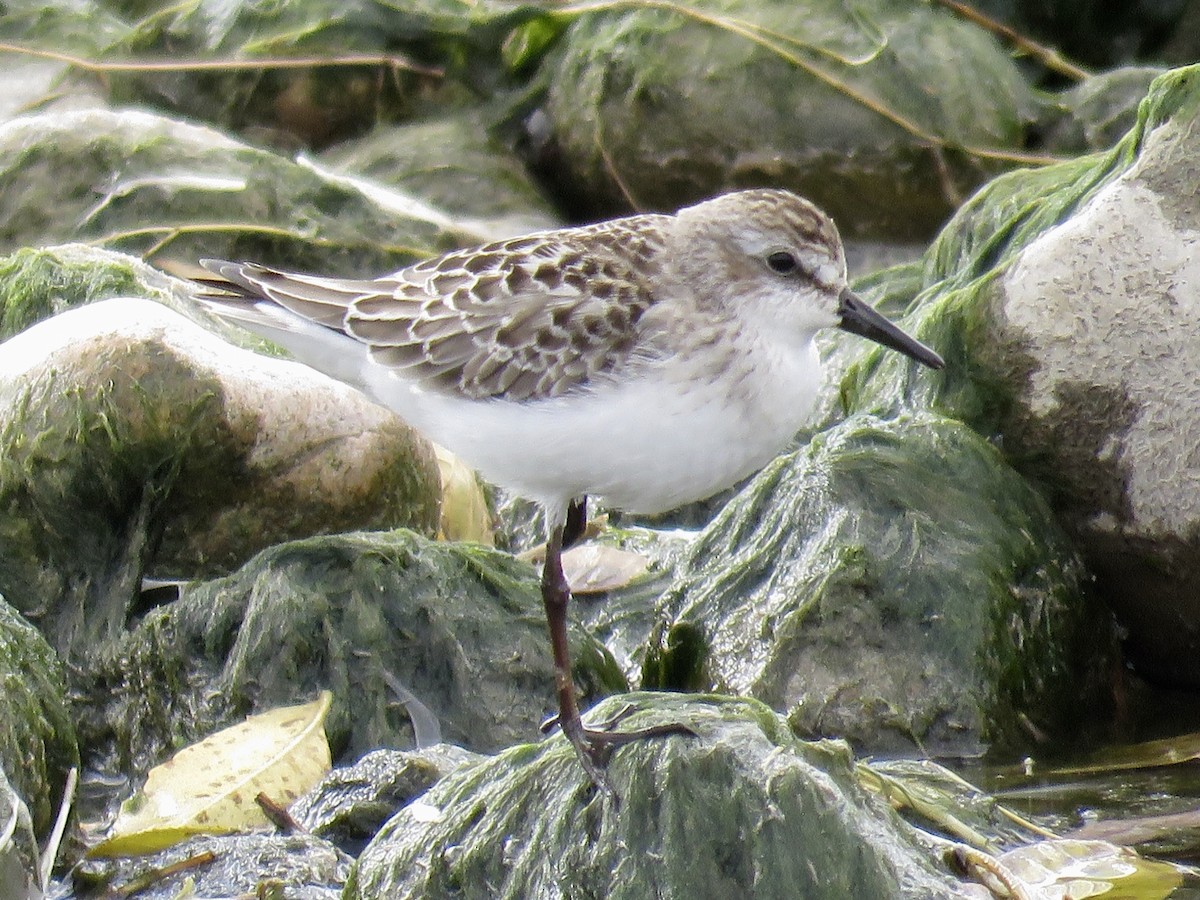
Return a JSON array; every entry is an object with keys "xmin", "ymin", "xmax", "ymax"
[{"xmin": 194, "ymin": 260, "xmax": 374, "ymax": 392}]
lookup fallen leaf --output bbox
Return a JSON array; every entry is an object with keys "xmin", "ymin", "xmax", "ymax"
[
  {"xmin": 434, "ymin": 444, "xmax": 493, "ymax": 546},
  {"xmin": 89, "ymin": 692, "xmax": 333, "ymax": 857},
  {"xmin": 988, "ymin": 839, "xmax": 1185, "ymax": 899},
  {"xmin": 561, "ymin": 544, "xmax": 650, "ymax": 595}
]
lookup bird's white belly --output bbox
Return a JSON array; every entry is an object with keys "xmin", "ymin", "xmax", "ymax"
[{"xmin": 365, "ymin": 343, "xmax": 822, "ymax": 517}]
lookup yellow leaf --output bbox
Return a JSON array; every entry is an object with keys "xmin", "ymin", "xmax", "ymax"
[
  {"xmin": 995, "ymin": 839, "xmax": 1184, "ymax": 900},
  {"xmin": 434, "ymin": 444, "xmax": 494, "ymax": 546},
  {"xmin": 89, "ymin": 692, "xmax": 333, "ymax": 858},
  {"xmin": 562, "ymin": 544, "xmax": 649, "ymax": 595}
]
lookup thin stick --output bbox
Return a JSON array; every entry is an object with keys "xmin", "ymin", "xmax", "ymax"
[
  {"xmin": 0, "ymin": 43, "xmax": 443, "ymax": 78},
  {"xmin": 106, "ymin": 850, "xmax": 218, "ymax": 898},
  {"xmin": 39, "ymin": 766, "xmax": 78, "ymax": 889},
  {"xmin": 928, "ymin": 0, "xmax": 1090, "ymax": 81},
  {"xmin": 255, "ymin": 792, "xmax": 306, "ymax": 835}
]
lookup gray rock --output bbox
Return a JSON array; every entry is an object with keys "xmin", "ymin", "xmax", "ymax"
[
  {"xmin": 65, "ymin": 832, "xmax": 350, "ymax": 900},
  {"xmin": 292, "ymin": 745, "xmax": 481, "ymax": 855},
  {"xmin": 656, "ymin": 413, "xmax": 1113, "ymax": 756},
  {"xmin": 845, "ymin": 66, "xmax": 1200, "ymax": 685},
  {"xmin": 983, "ymin": 74, "xmax": 1200, "ymax": 685},
  {"xmin": 78, "ymin": 529, "xmax": 624, "ymax": 790},
  {"xmin": 0, "ymin": 107, "xmax": 475, "ymax": 272},
  {"xmin": 320, "ymin": 110, "xmax": 562, "ymax": 242},
  {"xmin": 0, "ymin": 297, "xmax": 440, "ymax": 661},
  {"xmin": 539, "ymin": 0, "xmax": 1038, "ymax": 240},
  {"xmin": 347, "ymin": 694, "xmax": 969, "ymax": 899},
  {"xmin": 1040, "ymin": 66, "xmax": 1164, "ymax": 154}
]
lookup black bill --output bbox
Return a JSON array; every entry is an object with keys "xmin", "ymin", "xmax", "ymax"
[{"xmin": 837, "ymin": 287, "xmax": 944, "ymax": 369}]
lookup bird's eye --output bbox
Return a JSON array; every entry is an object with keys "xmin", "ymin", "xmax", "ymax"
[{"xmin": 766, "ymin": 251, "xmax": 798, "ymax": 275}]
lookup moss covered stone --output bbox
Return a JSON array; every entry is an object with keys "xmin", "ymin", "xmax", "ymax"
[
  {"xmin": 0, "ymin": 108, "xmax": 474, "ymax": 273},
  {"xmin": 837, "ymin": 66, "xmax": 1200, "ymax": 686},
  {"xmin": 320, "ymin": 108, "xmax": 561, "ymax": 240},
  {"xmin": 541, "ymin": 0, "xmax": 1038, "ymax": 238},
  {"xmin": 656, "ymin": 413, "xmax": 1114, "ymax": 756},
  {"xmin": 347, "ymin": 694, "xmax": 967, "ymax": 898},
  {"xmin": 0, "ymin": 298, "xmax": 441, "ymax": 662},
  {"xmin": 0, "ymin": 600, "xmax": 78, "ymax": 839},
  {"xmin": 78, "ymin": 530, "xmax": 624, "ymax": 781}
]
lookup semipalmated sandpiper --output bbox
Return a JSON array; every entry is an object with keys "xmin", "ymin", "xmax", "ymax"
[{"xmin": 197, "ymin": 188, "xmax": 943, "ymax": 787}]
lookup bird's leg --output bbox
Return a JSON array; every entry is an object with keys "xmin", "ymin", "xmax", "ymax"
[
  {"xmin": 561, "ymin": 496, "xmax": 588, "ymax": 550},
  {"xmin": 541, "ymin": 521, "xmax": 613, "ymax": 786},
  {"xmin": 540, "ymin": 506, "xmax": 696, "ymax": 786}
]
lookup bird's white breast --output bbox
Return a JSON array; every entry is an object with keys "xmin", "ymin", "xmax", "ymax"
[{"xmin": 362, "ymin": 330, "xmax": 823, "ymax": 518}]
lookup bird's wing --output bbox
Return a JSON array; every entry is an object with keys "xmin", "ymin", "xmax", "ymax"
[
  {"xmin": 201, "ymin": 216, "xmax": 672, "ymax": 402},
  {"xmin": 350, "ymin": 218, "xmax": 671, "ymax": 401}
]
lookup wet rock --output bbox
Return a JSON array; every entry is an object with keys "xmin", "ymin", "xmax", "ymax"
[
  {"xmin": 656, "ymin": 413, "xmax": 1113, "ymax": 756},
  {"xmin": 847, "ymin": 66, "xmax": 1200, "ymax": 685},
  {"xmin": 1039, "ymin": 66, "xmax": 1164, "ymax": 154},
  {"xmin": 78, "ymin": 529, "xmax": 624, "ymax": 785},
  {"xmin": 538, "ymin": 0, "xmax": 1038, "ymax": 239},
  {"xmin": 0, "ymin": 0, "xmax": 519, "ymax": 149},
  {"xmin": 320, "ymin": 109, "xmax": 562, "ymax": 242},
  {"xmin": 0, "ymin": 297, "xmax": 440, "ymax": 661},
  {"xmin": 292, "ymin": 745, "xmax": 481, "ymax": 856},
  {"xmin": 65, "ymin": 832, "xmax": 350, "ymax": 899},
  {"xmin": 0, "ymin": 601, "xmax": 77, "ymax": 840},
  {"xmin": 967, "ymin": 0, "xmax": 1191, "ymax": 70},
  {"xmin": 346, "ymin": 694, "xmax": 969, "ymax": 898},
  {"xmin": 0, "ymin": 107, "xmax": 475, "ymax": 273},
  {"xmin": 0, "ymin": 243, "xmax": 216, "ymax": 340},
  {"xmin": 90, "ymin": 0, "xmax": 523, "ymax": 149},
  {"xmin": 0, "ymin": 766, "xmax": 40, "ymax": 897}
]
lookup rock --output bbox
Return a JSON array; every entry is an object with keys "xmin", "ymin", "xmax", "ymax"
[
  {"xmin": 0, "ymin": 107, "xmax": 475, "ymax": 273},
  {"xmin": 320, "ymin": 110, "xmax": 562, "ymax": 242},
  {"xmin": 849, "ymin": 65, "xmax": 1200, "ymax": 686},
  {"xmin": 0, "ymin": 766, "xmax": 40, "ymax": 898},
  {"xmin": 88, "ymin": 0, "xmax": 522, "ymax": 149},
  {"xmin": 0, "ymin": 297, "xmax": 441, "ymax": 661},
  {"xmin": 0, "ymin": 244, "xmax": 215, "ymax": 340},
  {"xmin": 346, "ymin": 694, "xmax": 969, "ymax": 898},
  {"xmin": 77, "ymin": 529, "xmax": 625, "ymax": 786},
  {"xmin": 292, "ymin": 745, "xmax": 482, "ymax": 856},
  {"xmin": 978, "ymin": 68, "xmax": 1200, "ymax": 685},
  {"xmin": 966, "ymin": 0, "xmax": 1191, "ymax": 69},
  {"xmin": 1039, "ymin": 66, "xmax": 1164, "ymax": 154},
  {"xmin": 0, "ymin": 601, "xmax": 77, "ymax": 840},
  {"xmin": 655, "ymin": 413, "xmax": 1113, "ymax": 756},
  {"xmin": 537, "ymin": 0, "xmax": 1038, "ymax": 239},
  {"xmin": 66, "ymin": 832, "xmax": 350, "ymax": 899}
]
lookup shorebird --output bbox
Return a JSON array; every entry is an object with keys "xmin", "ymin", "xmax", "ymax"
[{"xmin": 196, "ymin": 188, "xmax": 943, "ymax": 786}]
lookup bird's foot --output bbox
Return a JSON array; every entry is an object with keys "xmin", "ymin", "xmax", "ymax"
[{"xmin": 545, "ymin": 703, "xmax": 697, "ymax": 796}]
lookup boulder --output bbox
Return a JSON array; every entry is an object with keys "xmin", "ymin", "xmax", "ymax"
[{"xmin": 0, "ymin": 297, "xmax": 440, "ymax": 660}]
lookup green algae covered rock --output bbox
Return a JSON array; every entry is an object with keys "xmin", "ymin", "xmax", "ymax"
[
  {"xmin": 320, "ymin": 109, "xmax": 561, "ymax": 241},
  {"xmin": 346, "ymin": 694, "xmax": 967, "ymax": 898},
  {"xmin": 656, "ymin": 413, "xmax": 1114, "ymax": 756},
  {"xmin": 839, "ymin": 66, "xmax": 1200, "ymax": 686},
  {"xmin": 0, "ymin": 243, "xmax": 222, "ymax": 340},
  {"xmin": 540, "ymin": 0, "xmax": 1038, "ymax": 238},
  {"xmin": 97, "ymin": 0, "xmax": 534, "ymax": 147},
  {"xmin": 0, "ymin": 600, "xmax": 78, "ymax": 839},
  {"xmin": 0, "ymin": 108, "xmax": 473, "ymax": 273},
  {"xmin": 0, "ymin": 0, "xmax": 538, "ymax": 147},
  {"xmin": 79, "ymin": 530, "xmax": 624, "ymax": 779},
  {"xmin": 0, "ymin": 297, "xmax": 440, "ymax": 661}
]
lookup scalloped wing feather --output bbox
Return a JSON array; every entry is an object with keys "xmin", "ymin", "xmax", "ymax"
[{"xmin": 345, "ymin": 217, "xmax": 671, "ymax": 401}]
